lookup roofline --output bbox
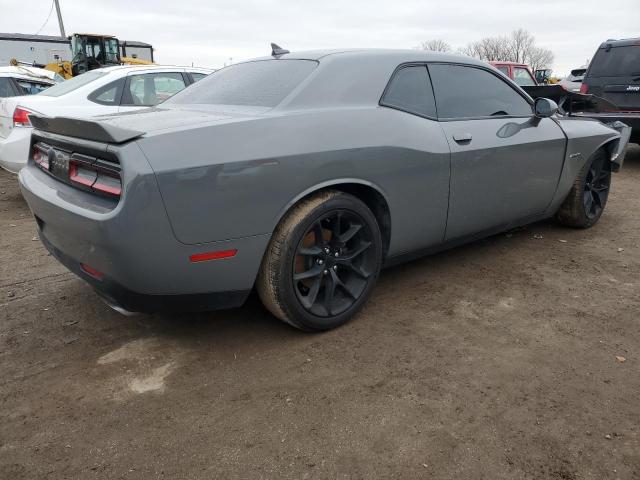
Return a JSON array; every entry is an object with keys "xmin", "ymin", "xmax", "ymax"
[{"xmin": 599, "ymin": 37, "xmax": 640, "ymax": 48}]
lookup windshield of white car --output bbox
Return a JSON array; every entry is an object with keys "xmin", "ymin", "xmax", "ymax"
[
  {"xmin": 38, "ymin": 71, "xmax": 108, "ymax": 97},
  {"xmin": 165, "ymin": 59, "xmax": 317, "ymax": 108}
]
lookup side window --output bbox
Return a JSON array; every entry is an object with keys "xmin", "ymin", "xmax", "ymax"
[
  {"xmin": 190, "ymin": 72, "xmax": 207, "ymax": 82},
  {"xmin": 513, "ymin": 67, "xmax": 536, "ymax": 86},
  {"xmin": 496, "ymin": 66, "xmax": 510, "ymax": 77},
  {"xmin": 0, "ymin": 78, "xmax": 14, "ymax": 97},
  {"xmin": 429, "ymin": 64, "xmax": 532, "ymax": 119},
  {"xmin": 381, "ymin": 65, "xmax": 437, "ymax": 118},
  {"xmin": 122, "ymin": 72, "xmax": 186, "ymax": 106},
  {"xmin": 88, "ymin": 78, "xmax": 125, "ymax": 105}
]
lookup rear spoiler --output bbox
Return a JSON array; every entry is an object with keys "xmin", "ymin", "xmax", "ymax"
[{"xmin": 29, "ymin": 115, "xmax": 145, "ymax": 144}]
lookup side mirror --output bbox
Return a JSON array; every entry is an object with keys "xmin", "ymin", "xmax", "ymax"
[{"xmin": 534, "ymin": 97, "xmax": 558, "ymax": 118}]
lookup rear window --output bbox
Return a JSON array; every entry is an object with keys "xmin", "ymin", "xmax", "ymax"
[
  {"xmin": 39, "ymin": 71, "xmax": 107, "ymax": 97},
  {"xmin": 16, "ymin": 80, "xmax": 51, "ymax": 95},
  {"xmin": 589, "ymin": 45, "xmax": 640, "ymax": 77},
  {"xmin": 165, "ymin": 60, "xmax": 317, "ymax": 108}
]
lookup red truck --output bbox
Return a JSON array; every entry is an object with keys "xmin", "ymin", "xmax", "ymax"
[{"xmin": 489, "ymin": 61, "xmax": 538, "ymax": 87}]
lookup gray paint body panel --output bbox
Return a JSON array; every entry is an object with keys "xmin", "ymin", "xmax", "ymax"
[{"xmin": 17, "ymin": 49, "xmax": 624, "ymax": 308}]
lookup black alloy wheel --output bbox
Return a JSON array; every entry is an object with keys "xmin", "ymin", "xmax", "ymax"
[
  {"xmin": 583, "ymin": 153, "xmax": 611, "ymax": 220},
  {"xmin": 257, "ymin": 190, "xmax": 383, "ymax": 331},
  {"xmin": 293, "ymin": 210, "xmax": 376, "ymax": 317}
]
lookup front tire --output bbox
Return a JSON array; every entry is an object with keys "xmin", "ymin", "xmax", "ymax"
[
  {"xmin": 257, "ymin": 190, "xmax": 383, "ymax": 331},
  {"xmin": 556, "ymin": 149, "xmax": 611, "ymax": 228}
]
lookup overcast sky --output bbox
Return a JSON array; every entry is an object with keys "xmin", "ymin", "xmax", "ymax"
[{"xmin": 1, "ymin": 0, "xmax": 638, "ymax": 76}]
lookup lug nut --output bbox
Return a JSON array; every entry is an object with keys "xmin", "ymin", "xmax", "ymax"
[
  {"xmin": 334, "ymin": 252, "xmax": 339, "ymax": 257},
  {"xmin": 333, "ymin": 265, "xmax": 338, "ymax": 271},
  {"xmin": 317, "ymin": 259, "xmax": 324, "ymax": 265},
  {"xmin": 323, "ymin": 269, "xmax": 328, "ymax": 275},
  {"xmin": 324, "ymin": 247, "xmax": 330, "ymax": 254}
]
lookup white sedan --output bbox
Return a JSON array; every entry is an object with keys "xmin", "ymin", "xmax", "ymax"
[{"xmin": 0, "ymin": 64, "xmax": 211, "ymax": 173}]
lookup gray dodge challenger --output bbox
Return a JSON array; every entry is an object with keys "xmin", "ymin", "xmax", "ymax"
[{"xmin": 19, "ymin": 47, "xmax": 631, "ymax": 331}]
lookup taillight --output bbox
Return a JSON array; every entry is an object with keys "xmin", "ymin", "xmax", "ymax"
[
  {"xmin": 32, "ymin": 145, "xmax": 49, "ymax": 169},
  {"xmin": 580, "ymin": 83, "xmax": 588, "ymax": 94},
  {"xmin": 69, "ymin": 160, "xmax": 97, "ymax": 187},
  {"xmin": 13, "ymin": 107, "xmax": 33, "ymax": 127},
  {"xmin": 69, "ymin": 159, "xmax": 122, "ymax": 198}
]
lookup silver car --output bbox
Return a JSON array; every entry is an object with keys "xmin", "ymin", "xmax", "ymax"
[{"xmin": 19, "ymin": 48, "xmax": 630, "ymax": 331}]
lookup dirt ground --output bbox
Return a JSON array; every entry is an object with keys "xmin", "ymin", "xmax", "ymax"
[{"xmin": 1, "ymin": 146, "xmax": 639, "ymax": 480}]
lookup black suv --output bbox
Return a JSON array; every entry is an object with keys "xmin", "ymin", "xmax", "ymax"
[{"xmin": 582, "ymin": 38, "xmax": 640, "ymax": 143}]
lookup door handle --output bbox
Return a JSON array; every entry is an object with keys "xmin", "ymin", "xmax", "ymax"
[{"xmin": 453, "ymin": 133, "xmax": 472, "ymax": 143}]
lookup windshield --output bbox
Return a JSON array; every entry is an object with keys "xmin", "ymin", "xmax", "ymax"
[
  {"xmin": 103, "ymin": 38, "xmax": 120, "ymax": 63},
  {"xmin": 165, "ymin": 59, "xmax": 317, "ymax": 108},
  {"xmin": 38, "ymin": 71, "xmax": 108, "ymax": 97},
  {"xmin": 589, "ymin": 45, "xmax": 640, "ymax": 77}
]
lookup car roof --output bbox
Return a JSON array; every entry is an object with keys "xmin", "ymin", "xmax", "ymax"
[
  {"xmin": 247, "ymin": 48, "xmax": 487, "ymax": 67},
  {"xmin": 599, "ymin": 37, "xmax": 640, "ymax": 48},
  {"xmin": 489, "ymin": 61, "xmax": 530, "ymax": 67},
  {"xmin": 95, "ymin": 64, "xmax": 213, "ymax": 74},
  {"xmin": 0, "ymin": 66, "xmax": 56, "ymax": 83}
]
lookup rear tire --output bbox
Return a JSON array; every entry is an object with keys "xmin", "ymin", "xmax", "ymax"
[
  {"xmin": 556, "ymin": 149, "xmax": 611, "ymax": 228},
  {"xmin": 257, "ymin": 190, "xmax": 383, "ymax": 331}
]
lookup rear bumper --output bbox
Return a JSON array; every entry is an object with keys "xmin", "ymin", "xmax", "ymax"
[
  {"xmin": 19, "ymin": 145, "xmax": 270, "ymax": 313},
  {"xmin": 0, "ymin": 127, "xmax": 31, "ymax": 173},
  {"xmin": 40, "ymin": 231, "xmax": 250, "ymax": 313}
]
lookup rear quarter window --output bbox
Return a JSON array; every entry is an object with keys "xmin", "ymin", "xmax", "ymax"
[{"xmin": 380, "ymin": 65, "xmax": 437, "ymax": 118}]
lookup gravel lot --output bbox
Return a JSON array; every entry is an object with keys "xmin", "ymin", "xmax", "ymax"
[{"xmin": 1, "ymin": 146, "xmax": 639, "ymax": 480}]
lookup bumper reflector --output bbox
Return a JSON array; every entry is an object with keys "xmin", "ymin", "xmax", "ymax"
[
  {"xmin": 189, "ymin": 249, "xmax": 238, "ymax": 263},
  {"xmin": 81, "ymin": 263, "xmax": 104, "ymax": 280}
]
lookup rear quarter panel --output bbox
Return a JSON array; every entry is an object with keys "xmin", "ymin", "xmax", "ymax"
[{"xmin": 136, "ymin": 106, "xmax": 452, "ymax": 257}]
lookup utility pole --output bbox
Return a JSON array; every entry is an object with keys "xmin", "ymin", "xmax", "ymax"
[{"xmin": 53, "ymin": 0, "xmax": 66, "ymax": 38}]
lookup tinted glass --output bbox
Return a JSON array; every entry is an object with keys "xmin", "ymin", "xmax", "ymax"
[
  {"xmin": 429, "ymin": 64, "xmax": 532, "ymax": 118},
  {"xmin": 381, "ymin": 65, "xmax": 437, "ymax": 117},
  {"xmin": 589, "ymin": 46, "xmax": 640, "ymax": 77},
  {"xmin": 123, "ymin": 72, "xmax": 186, "ymax": 106},
  {"xmin": 39, "ymin": 71, "xmax": 107, "ymax": 97},
  {"xmin": 0, "ymin": 78, "xmax": 13, "ymax": 97},
  {"xmin": 513, "ymin": 67, "xmax": 536, "ymax": 86},
  {"xmin": 166, "ymin": 60, "xmax": 317, "ymax": 108},
  {"xmin": 88, "ymin": 78, "xmax": 125, "ymax": 105},
  {"xmin": 497, "ymin": 66, "xmax": 510, "ymax": 76}
]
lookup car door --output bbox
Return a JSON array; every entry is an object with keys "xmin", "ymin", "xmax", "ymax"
[
  {"xmin": 119, "ymin": 71, "xmax": 188, "ymax": 112},
  {"xmin": 428, "ymin": 63, "xmax": 566, "ymax": 240}
]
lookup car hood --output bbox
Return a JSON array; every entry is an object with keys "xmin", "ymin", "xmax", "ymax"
[{"xmin": 95, "ymin": 105, "xmax": 272, "ymax": 136}]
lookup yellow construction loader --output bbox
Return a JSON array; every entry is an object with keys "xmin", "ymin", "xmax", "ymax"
[{"xmin": 11, "ymin": 33, "xmax": 152, "ymax": 79}]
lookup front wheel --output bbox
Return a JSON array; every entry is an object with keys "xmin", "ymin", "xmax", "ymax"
[
  {"xmin": 257, "ymin": 191, "xmax": 383, "ymax": 331},
  {"xmin": 556, "ymin": 149, "xmax": 611, "ymax": 228}
]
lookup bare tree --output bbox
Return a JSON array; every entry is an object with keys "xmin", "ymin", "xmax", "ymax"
[
  {"xmin": 419, "ymin": 39, "xmax": 452, "ymax": 53},
  {"xmin": 459, "ymin": 36, "xmax": 510, "ymax": 61},
  {"xmin": 526, "ymin": 46, "xmax": 554, "ymax": 71},
  {"xmin": 457, "ymin": 29, "xmax": 554, "ymax": 70}
]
